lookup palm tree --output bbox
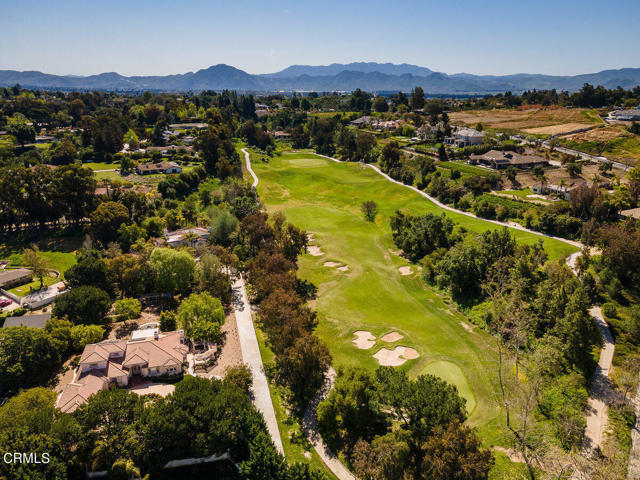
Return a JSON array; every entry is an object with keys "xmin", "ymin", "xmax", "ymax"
[{"xmin": 23, "ymin": 245, "xmax": 51, "ymax": 290}]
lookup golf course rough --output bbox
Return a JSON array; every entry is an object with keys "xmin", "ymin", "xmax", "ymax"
[{"xmin": 251, "ymin": 151, "xmax": 578, "ymax": 445}]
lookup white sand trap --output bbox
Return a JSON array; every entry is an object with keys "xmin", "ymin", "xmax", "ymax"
[
  {"xmin": 352, "ymin": 330, "xmax": 376, "ymax": 349},
  {"xmin": 373, "ymin": 346, "xmax": 420, "ymax": 366},
  {"xmin": 460, "ymin": 321, "xmax": 474, "ymax": 333},
  {"xmin": 380, "ymin": 331, "xmax": 404, "ymax": 343},
  {"xmin": 308, "ymin": 246, "xmax": 324, "ymax": 256},
  {"xmin": 337, "ymin": 265, "xmax": 349, "ymax": 272},
  {"xmin": 307, "ymin": 233, "xmax": 315, "ymax": 242},
  {"xmin": 323, "ymin": 261, "xmax": 341, "ymax": 267},
  {"xmin": 398, "ymin": 266, "xmax": 413, "ymax": 275}
]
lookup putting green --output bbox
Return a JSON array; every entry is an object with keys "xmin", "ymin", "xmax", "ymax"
[
  {"xmin": 421, "ymin": 360, "xmax": 477, "ymax": 415},
  {"xmin": 251, "ymin": 152, "xmax": 577, "ymax": 444}
]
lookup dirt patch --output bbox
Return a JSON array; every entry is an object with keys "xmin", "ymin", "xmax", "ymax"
[
  {"xmin": 352, "ymin": 330, "xmax": 376, "ymax": 350},
  {"xmin": 524, "ymin": 122, "xmax": 594, "ymax": 135},
  {"xmin": 380, "ymin": 331, "xmax": 404, "ymax": 342},
  {"xmin": 308, "ymin": 246, "xmax": 324, "ymax": 256},
  {"xmin": 337, "ymin": 265, "xmax": 349, "ymax": 272},
  {"xmin": 373, "ymin": 346, "xmax": 420, "ymax": 366},
  {"xmin": 323, "ymin": 261, "xmax": 341, "ymax": 268},
  {"xmin": 204, "ymin": 311, "xmax": 242, "ymax": 378},
  {"xmin": 398, "ymin": 266, "xmax": 413, "ymax": 275}
]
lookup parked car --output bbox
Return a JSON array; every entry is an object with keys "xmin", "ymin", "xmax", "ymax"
[{"xmin": 0, "ymin": 297, "xmax": 12, "ymax": 308}]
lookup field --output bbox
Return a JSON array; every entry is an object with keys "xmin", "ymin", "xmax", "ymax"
[
  {"xmin": 559, "ymin": 125, "xmax": 640, "ymax": 163},
  {"xmin": 449, "ymin": 106, "xmax": 603, "ymax": 134},
  {"xmin": 2, "ymin": 250, "xmax": 76, "ymax": 296},
  {"xmin": 251, "ymin": 151, "xmax": 578, "ymax": 447}
]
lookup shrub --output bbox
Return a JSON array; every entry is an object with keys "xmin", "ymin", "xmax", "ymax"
[
  {"xmin": 113, "ymin": 298, "xmax": 142, "ymax": 321},
  {"xmin": 602, "ymin": 302, "xmax": 617, "ymax": 318}
]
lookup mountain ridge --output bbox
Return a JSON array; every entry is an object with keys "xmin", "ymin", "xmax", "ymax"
[{"xmin": 1, "ymin": 62, "xmax": 639, "ymax": 94}]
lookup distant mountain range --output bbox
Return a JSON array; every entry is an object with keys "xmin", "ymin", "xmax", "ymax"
[{"xmin": 1, "ymin": 63, "xmax": 639, "ymax": 94}]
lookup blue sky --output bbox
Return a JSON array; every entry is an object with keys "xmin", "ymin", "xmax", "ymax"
[{"xmin": 1, "ymin": 0, "xmax": 638, "ymax": 76}]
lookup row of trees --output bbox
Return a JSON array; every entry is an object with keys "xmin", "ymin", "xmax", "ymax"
[{"xmin": 0, "ymin": 378, "xmax": 326, "ymax": 479}]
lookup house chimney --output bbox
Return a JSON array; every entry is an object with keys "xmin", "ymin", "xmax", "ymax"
[{"xmin": 154, "ymin": 330, "xmax": 159, "ymax": 341}]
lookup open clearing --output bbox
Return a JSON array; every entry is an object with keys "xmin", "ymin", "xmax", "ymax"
[
  {"xmin": 251, "ymin": 151, "xmax": 577, "ymax": 444},
  {"xmin": 449, "ymin": 106, "xmax": 602, "ymax": 133},
  {"xmin": 560, "ymin": 125, "xmax": 640, "ymax": 163}
]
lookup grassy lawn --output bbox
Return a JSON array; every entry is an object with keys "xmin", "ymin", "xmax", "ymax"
[
  {"xmin": 81, "ymin": 161, "xmax": 120, "ymax": 170},
  {"xmin": 2, "ymin": 250, "xmax": 76, "ymax": 297},
  {"xmin": 254, "ymin": 327, "xmax": 337, "ymax": 479},
  {"xmin": 251, "ymin": 152, "xmax": 578, "ymax": 451},
  {"xmin": 495, "ymin": 188, "xmax": 552, "ymax": 203}
]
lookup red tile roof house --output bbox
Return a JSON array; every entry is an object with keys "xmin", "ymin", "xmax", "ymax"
[{"xmin": 56, "ymin": 331, "xmax": 187, "ymax": 413}]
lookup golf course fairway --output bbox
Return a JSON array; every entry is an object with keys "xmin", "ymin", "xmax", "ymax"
[{"xmin": 251, "ymin": 151, "xmax": 578, "ymax": 445}]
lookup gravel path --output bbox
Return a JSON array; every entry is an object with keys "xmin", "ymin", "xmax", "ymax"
[
  {"xmin": 301, "ymin": 367, "xmax": 357, "ymax": 480},
  {"xmin": 232, "ymin": 274, "xmax": 284, "ymax": 455}
]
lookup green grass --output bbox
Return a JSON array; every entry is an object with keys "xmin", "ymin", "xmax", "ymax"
[
  {"xmin": 81, "ymin": 161, "xmax": 120, "ymax": 170},
  {"xmin": 250, "ymin": 152, "xmax": 578, "ymax": 449},
  {"xmin": 3, "ymin": 250, "xmax": 76, "ymax": 297},
  {"xmin": 255, "ymin": 327, "xmax": 337, "ymax": 478}
]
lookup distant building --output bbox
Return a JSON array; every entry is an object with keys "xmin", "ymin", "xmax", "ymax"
[
  {"xmin": 0, "ymin": 268, "xmax": 32, "ymax": 289},
  {"xmin": 270, "ymin": 130, "xmax": 291, "ymax": 139},
  {"xmin": 165, "ymin": 227, "xmax": 210, "ymax": 247},
  {"xmin": 168, "ymin": 123, "xmax": 208, "ymax": 130},
  {"xmin": 608, "ymin": 109, "xmax": 640, "ymax": 121},
  {"xmin": 136, "ymin": 161, "xmax": 182, "ymax": 175},
  {"xmin": 145, "ymin": 145, "xmax": 193, "ymax": 156},
  {"xmin": 3, "ymin": 313, "xmax": 51, "ymax": 329},
  {"xmin": 349, "ymin": 116, "xmax": 375, "ymax": 127},
  {"xmin": 533, "ymin": 178, "xmax": 588, "ymax": 200},
  {"xmin": 445, "ymin": 127, "xmax": 484, "ymax": 147},
  {"xmin": 56, "ymin": 331, "xmax": 187, "ymax": 413},
  {"xmin": 469, "ymin": 150, "xmax": 548, "ymax": 170}
]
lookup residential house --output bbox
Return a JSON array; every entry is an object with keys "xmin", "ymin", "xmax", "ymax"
[
  {"xmin": 469, "ymin": 150, "xmax": 548, "ymax": 170},
  {"xmin": 165, "ymin": 227, "xmax": 210, "ymax": 247},
  {"xmin": 145, "ymin": 145, "xmax": 193, "ymax": 156},
  {"xmin": 56, "ymin": 331, "xmax": 188, "ymax": 413},
  {"xmin": 136, "ymin": 161, "xmax": 182, "ymax": 175},
  {"xmin": 349, "ymin": 116, "xmax": 375, "ymax": 127},
  {"xmin": 0, "ymin": 268, "xmax": 32, "ymax": 289},
  {"xmin": 3, "ymin": 313, "xmax": 51, "ymax": 329},
  {"xmin": 608, "ymin": 109, "xmax": 640, "ymax": 121},
  {"xmin": 168, "ymin": 123, "xmax": 208, "ymax": 130},
  {"xmin": 271, "ymin": 130, "xmax": 291, "ymax": 140},
  {"xmin": 532, "ymin": 178, "xmax": 588, "ymax": 200},
  {"xmin": 445, "ymin": 127, "xmax": 484, "ymax": 147},
  {"xmin": 620, "ymin": 207, "xmax": 640, "ymax": 220}
]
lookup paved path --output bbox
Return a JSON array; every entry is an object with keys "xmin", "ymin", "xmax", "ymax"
[
  {"xmin": 628, "ymin": 375, "xmax": 640, "ymax": 479},
  {"xmin": 232, "ymin": 275, "xmax": 284, "ymax": 455},
  {"xmin": 582, "ymin": 306, "xmax": 615, "ymax": 454},
  {"xmin": 242, "ymin": 148, "xmax": 259, "ymax": 188},
  {"xmin": 301, "ymin": 367, "xmax": 357, "ymax": 480}
]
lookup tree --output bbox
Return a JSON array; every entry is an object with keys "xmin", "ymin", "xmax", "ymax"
[
  {"xmin": 505, "ymin": 166, "xmax": 518, "ymax": 184},
  {"xmin": 194, "ymin": 253, "xmax": 233, "ymax": 304},
  {"xmin": 159, "ymin": 311, "xmax": 177, "ymax": 332},
  {"xmin": 351, "ymin": 434, "xmax": 410, "ymax": 480},
  {"xmin": 420, "ymin": 420, "xmax": 493, "ymax": 480},
  {"xmin": 53, "ymin": 286, "xmax": 112, "ymax": 325},
  {"xmin": 148, "ymin": 247, "xmax": 195, "ymax": 294},
  {"xmin": 48, "ymin": 138, "xmax": 78, "ymax": 165},
  {"xmin": 90, "ymin": 201, "xmax": 129, "ymax": 244},
  {"xmin": 410, "ymin": 86, "xmax": 425, "ymax": 111},
  {"xmin": 70, "ymin": 324, "xmax": 105, "ymax": 351},
  {"xmin": 209, "ymin": 209, "xmax": 239, "ymax": 246},
  {"xmin": 65, "ymin": 256, "xmax": 112, "ymax": 293},
  {"xmin": 566, "ymin": 162, "xmax": 582, "ymax": 178},
  {"xmin": 361, "ymin": 201, "xmax": 378, "ymax": 222},
  {"xmin": 23, "ymin": 245, "xmax": 51, "ymax": 290},
  {"xmin": 176, "ymin": 292, "xmax": 225, "ymax": 343},
  {"xmin": 373, "ymin": 96, "xmax": 389, "ymax": 113},
  {"xmin": 123, "ymin": 129, "xmax": 139, "ymax": 151},
  {"xmin": 7, "ymin": 121, "xmax": 36, "ymax": 149},
  {"xmin": 0, "ymin": 327, "xmax": 60, "ymax": 390},
  {"xmin": 279, "ymin": 335, "xmax": 331, "ymax": 403},
  {"xmin": 113, "ymin": 298, "xmax": 142, "ymax": 321}
]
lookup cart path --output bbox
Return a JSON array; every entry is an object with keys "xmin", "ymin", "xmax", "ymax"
[
  {"xmin": 232, "ymin": 274, "xmax": 284, "ymax": 455},
  {"xmin": 628, "ymin": 374, "xmax": 640, "ymax": 479}
]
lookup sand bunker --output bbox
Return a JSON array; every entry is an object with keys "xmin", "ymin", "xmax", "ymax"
[
  {"xmin": 308, "ymin": 246, "xmax": 324, "ymax": 256},
  {"xmin": 323, "ymin": 261, "xmax": 341, "ymax": 267},
  {"xmin": 460, "ymin": 321, "xmax": 474, "ymax": 333},
  {"xmin": 373, "ymin": 346, "xmax": 420, "ymax": 366},
  {"xmin": 398, "ymin": 266, "xmax": 413, "ymax": 275},
  {"xmin": 380, "ymin": 332, "xmax": 404, "ymax": 343},
  {"xmin": 337, "ymin": 265, "xmax": 349, "ymax": 272},
  {"xmin": 352, "ymin": 331, "xmax": 376, "ymax": 350},
  {"xmin": 307, "ymin": 233, "xmax": 315, "ymax": 242}
]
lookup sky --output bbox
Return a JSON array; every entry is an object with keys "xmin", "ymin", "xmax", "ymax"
[{"xmin": 1, "ymin": 0, "xmax": 639, "ymax": 77}]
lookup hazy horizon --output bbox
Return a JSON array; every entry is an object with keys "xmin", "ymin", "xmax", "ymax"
[{"xmin": 1, "ymin": 0, "xmax": 639, "ymax": 77}]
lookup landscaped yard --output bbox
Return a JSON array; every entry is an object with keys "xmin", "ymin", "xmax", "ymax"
[
  {"xmin": 1, "ymin": 249, "xmax": 77, "ymax": 297},
  {"xmin": 250, "ymin": 151, "xmax": 578, "ymax": 449}
]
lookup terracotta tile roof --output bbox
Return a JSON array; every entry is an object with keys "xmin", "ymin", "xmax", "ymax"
[{"xmin": 57, "ymin": 371, "xmax": 109, "ymax": 413}]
